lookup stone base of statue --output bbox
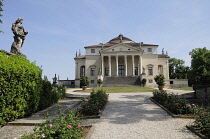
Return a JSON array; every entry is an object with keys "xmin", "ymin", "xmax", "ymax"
[{"xmin": 0, "ymin": 49, "xmax": 26, "ymax": 58}]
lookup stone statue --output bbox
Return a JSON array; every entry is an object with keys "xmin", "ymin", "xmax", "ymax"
[
  {"xmin": 162, "ymin": 48, "xmax": 164, "ymax": 55},
  {"xmin": 10, "ymin": 18, "xmax": 28, "ymax": 54}
]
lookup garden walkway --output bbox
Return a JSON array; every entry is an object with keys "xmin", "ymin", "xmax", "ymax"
[{"xmin": 84, "ymin": 91, "xmax": 199, "ymax": 139}]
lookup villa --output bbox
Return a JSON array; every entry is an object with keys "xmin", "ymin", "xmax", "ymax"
[{"xmin": 74, "ymin": 34, "xmax": 170, "ymax": 88}]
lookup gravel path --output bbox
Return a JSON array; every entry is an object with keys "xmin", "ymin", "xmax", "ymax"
[{"xmin": 85, "ymin": 92, "xmax": 199, "ymax": 139}]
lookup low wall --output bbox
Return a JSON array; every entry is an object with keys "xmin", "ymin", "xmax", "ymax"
[
  {"xmin": 57, "ymin": 80, "xmax": 75, "ymax": 88},
  {"xmin": 169, "ymin": 79, "xmax": 188, "ymax": 88}
]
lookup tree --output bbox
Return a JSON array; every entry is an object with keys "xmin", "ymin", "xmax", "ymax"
[
  {"xmin": 0, "ymin": 0, "xmax": 4, "ymax": 33},
  {"xmin": 169, "ymin": 58, "xmax": 189, "ymax": 79},
  {"xmin": 189, "ymin": 47, "xmax": 210, "ymax": 85}
]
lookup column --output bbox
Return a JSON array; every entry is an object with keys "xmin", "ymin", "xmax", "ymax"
[
  {"xmin": 139, "ymin": 55, "xmax": 142, "ymax": 75},
  {"xmin": 75, "ymin": 62, "xmax": 78, "ymax": 79},
  {"xmin": 124, "ymin": 55, "xmax": 127, "ymax": 76},
  {"xmin": 166, "ymin": 60, "xmax": 169, "ymax": 79},
  {"xmin": 116, "ymin": 55, "xmax": 118, "ymax": 76},
  {"xmin": 108, "ymin": 55, "xmax": 111, "ymax": 76},
  {"xmin": 101, "ymin": 56, "xmax": 104, "ymax": 76},
  {"xmin": 132, "ymin": 55, "xmax": 135, "ymax": 76}
]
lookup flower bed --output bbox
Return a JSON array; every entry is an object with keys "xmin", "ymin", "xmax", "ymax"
[
  {"xmin": 187, "ymin": 107, "xmax": 210, "ymax": 138},
  {"xmin": 79, "ymin": 89, "xmax": 109, "ymax": 118},
  {"xmin": 152, "ymin": 90, "xmax": 197, "ymax": 117},
  {"xmin": 152, "ymin": 90, "xmax": 210, "ymax": 137},
  {"xmin": 21, "ymin": 109, "xmax": 87, "ymax": 139}
]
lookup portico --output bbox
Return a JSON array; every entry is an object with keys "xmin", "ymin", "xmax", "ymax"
[{"xmin": 101, "ymin": 54, "xmax": 143, "ymax": 77}]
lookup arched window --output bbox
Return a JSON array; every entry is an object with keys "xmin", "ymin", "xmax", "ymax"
[{"xmin": 80, "ymin": 66, "xmax": 85, "ymax": 77}]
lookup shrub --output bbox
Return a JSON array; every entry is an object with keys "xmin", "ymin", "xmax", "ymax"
[
  {"xmin": 0, "ymin": 53, "xmax": 42, "ymax": 126},
  {"xmin": 38, "ymin": 77, "xmax": 66, "ymax": 111},
  {"xmin": 97, "ymin": 79, "xmax": 103, "ymax": 84},
  {"xmin": 80, "ymin": 76, "xmax": 89, "ymax": 86},
  {"xmin": 154, "ymin": 74, "xmax": 165, "ymax": 86},
  {"xmin": 21, "ymin": 108, "xmax": 84, "ymax": 139},
  {"xmin": 194, "ymin": 107, "xmax": 210, "ymax": 136},
  {"xmin": 79, "ymin": 89, "xmax": 108, "ymax": 115},
  {"xmin": 153, "ymin": 90, "xmax": 197, "ymax": 115},
  {"xmin": 141, "ymin": 78, "xmax": 147, "ymax": 86}
]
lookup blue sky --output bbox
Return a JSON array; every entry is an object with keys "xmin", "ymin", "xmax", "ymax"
[{"xmin": 0, "ymin": 0, "xmax": 210, "ymax": 81}]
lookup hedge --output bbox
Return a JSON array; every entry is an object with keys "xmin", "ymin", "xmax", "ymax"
[{"xmin": 0, "ymin": 52, "xmax": 42, "ymax": 126}]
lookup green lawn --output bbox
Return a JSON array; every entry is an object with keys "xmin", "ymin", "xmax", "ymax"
[
  {"xmin": 75, "ymin": 87, "xmax": 155, "ymax": 93},
  {"xmin": 170, "ymin": 87, "xmax": 193, "ymax": 91}
]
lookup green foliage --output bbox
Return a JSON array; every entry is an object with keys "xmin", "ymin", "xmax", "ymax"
[
  {"xmin": 154, "ymin": 74, "xmax": 165, "ymax": 86},
  {"xmin": 0, "ymin": 52, "xmax": 42, "ymax": 126},
  {"xmin": 194, "ymin": 107, "xmax": 210, "ymax": 136},
  {"xmin": 97, "ymin": 79, "xmax": 103, "ymax": 84},
  {"xmin": 141, "ymin": 78, "xmax": 147, "ymax": 85},
  {"xmin": 79, "ymin": 89, "xmax": 108, "ymax": 115},
  {"xmin": 189, "ymin": 47, "xmax": 210, "ymax": 85},
  {"xmin": 38, "ymin": 76, "xmax": 66, "ymax": 111},
  {"xmin": 21, "ymin": 109, "xmax": 84, "ymax": 139},
  {"xmin": 80, "ymin": 76, "xmax": 89, "ymax": 86},
  {"xmin": 0, "ymin": 0, "xmax": 4, "ymax": 33},
  {"xmin": 153, "ymin": 90, "xmax": 198, "ymax": 115},
  {"xmin": 169, "ymin": 58, "xmax": 189, "ymax": 79}
]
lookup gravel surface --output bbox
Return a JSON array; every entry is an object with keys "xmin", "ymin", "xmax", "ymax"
[{"xmin": 84, "ymin": 92, "xmax": 199, "ymax": 139}]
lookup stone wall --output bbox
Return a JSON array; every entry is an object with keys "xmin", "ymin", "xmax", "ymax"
[
  {"xmin": 193, "ymin": 85, "xmax": 210, "ymax": 105},
  {"xmin": 169, "ymin": 79, "xmax": 188, "ymax": 88}
]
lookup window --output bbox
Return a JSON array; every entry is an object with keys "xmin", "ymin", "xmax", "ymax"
[
  {"xmin": 112, "ymin": 49, "xmax": 114, "ymax": 51},
  {"xmin": 148, "ymin": 67, "xmax": 153, "ymax": 75},
  {"xmin": 105, "ymin": 68, "xmax": 109, "ymax": 76},
  {"xmin": 149, "ymin": 79, "xmax": 153, "ymax": 83},
  {"xmin": 91, "ymin": 80, "xmax": 95, "ymax": 84},
  {"xmin": 90, "ymin": 68, "xmax": 95, "ymax": 76},
  {"xmin": 91, "ymin": 49, "xmax": 95, "ymax": 53},
  {"xmin": 148, "ymin": 48, "xmax": 152, "ymax": 52},
  {"xmin": 80, "ymin": 66, "xmax": 85, "ymax": 77},
  {"xmin": 170, "ymin": 81, "xmax": 174, "ymax": 84}
]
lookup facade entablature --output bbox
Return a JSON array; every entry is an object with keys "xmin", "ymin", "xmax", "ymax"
[{"xmin": 100, "ymin": 43, "xmax": 142, "ymax": 53}]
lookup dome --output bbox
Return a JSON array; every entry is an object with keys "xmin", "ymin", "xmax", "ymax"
[{"xmin": 108, "ymin": 34, "xmax": 135, "ymax": 43}]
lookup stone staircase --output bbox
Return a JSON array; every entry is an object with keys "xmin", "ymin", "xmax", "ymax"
[{"xmin": 103, "ymin": 76, "xmax": 141, "ymax": 87}]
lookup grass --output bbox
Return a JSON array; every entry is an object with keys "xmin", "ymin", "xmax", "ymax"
[
  {"xmin": 74, "ymin": 87, "xmax": 155, "ymax": 93},
  {"xmin": 170, "ymin": 87, "xmax": 193, "ymax": 91}
]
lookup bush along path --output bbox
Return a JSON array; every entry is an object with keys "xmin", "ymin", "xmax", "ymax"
[
  {"xmin": 0, "ymin": 93, "xmax": 84, "ymax": 139},
  {"xmin": 2, "ymin": 89, "xmax": 108, "ymax": 139},
  {"xmin": 151, "ymin": 90, "xmax": 210, "ymax": 138},
  {"xmin": 78, "ymin": 89, "xmax": 109, "ymax": 118}
]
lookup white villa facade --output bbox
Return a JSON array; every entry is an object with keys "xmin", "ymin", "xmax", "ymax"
[{"xmin": 74, "ymin": 34, "xmax": 170, "ymax": 88}]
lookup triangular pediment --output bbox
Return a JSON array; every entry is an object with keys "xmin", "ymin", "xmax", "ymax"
[{"xmin": 100, "ymin": 43, "xmax": 142, "ymax": 53}]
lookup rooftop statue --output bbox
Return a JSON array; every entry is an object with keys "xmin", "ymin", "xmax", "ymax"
[{"xmin": 10, "ymin": 18, "xmax": 28, "ymax": 54}]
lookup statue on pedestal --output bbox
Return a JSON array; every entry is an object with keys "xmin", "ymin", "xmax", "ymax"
[{"xmin": 10, "ymin": 18, "xmax": 28, "ymax": 54}]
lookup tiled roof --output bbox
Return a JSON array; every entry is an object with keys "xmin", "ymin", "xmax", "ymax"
[
  {"xmin": 109, "ymin": 34, "xmax": 133, "ymax": 42},
  {"xmin": 74, "ymin": 55, "xmax": 85, "ymax": 59},
  {"xmin": 158, "ymin": 54, "xmax": 170, "ymax": 58}
]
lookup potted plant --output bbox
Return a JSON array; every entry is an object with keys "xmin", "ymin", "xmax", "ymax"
[
  {"xmin": 154, "ymin": 74, "xmax": 165, "ymax": 90},
  {"xmin": 141, "ymin": 78, "xmax": 147, "ymax": 87},
  {"xmin": 97, "ymin": 79, "xmax": 103, "ymax": 87},
  {"xmin": 80, "ymin": 76, "xmax": 89, "ymax": 90}
]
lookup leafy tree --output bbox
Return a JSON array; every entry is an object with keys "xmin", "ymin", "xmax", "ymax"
[
  {"xmin": 189, "ymin": 47, "xmax": 210, "ymax": 85},
  {"xmin": 169, "ymin": 58, "xmax": 189, "ymax": 79},
  {"xmin": 0, "ymin": 0, "xmax": 4, "ymax": 33}
]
